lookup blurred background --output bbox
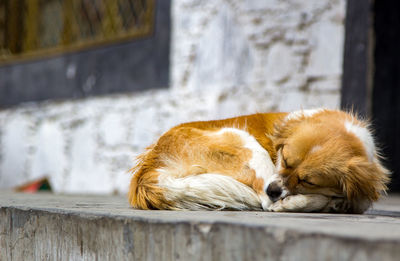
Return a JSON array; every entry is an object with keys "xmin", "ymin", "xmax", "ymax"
[{"xmin": 0, "ymin": 0, "xmax": 398, "ymax": 194}]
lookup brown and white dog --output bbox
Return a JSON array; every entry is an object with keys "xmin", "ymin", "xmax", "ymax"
[{"xmin": 128, "ymin": 109, "xmax": 389, "ymax": 213}]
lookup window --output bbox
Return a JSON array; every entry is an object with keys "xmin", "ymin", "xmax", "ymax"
[
  {"xmin": 0, "ymin": 0, "xmax": 154, "ymax": 62},
  {"xmin": 0, "ymin": 0, "xmax": 170, "ymax": 106}
]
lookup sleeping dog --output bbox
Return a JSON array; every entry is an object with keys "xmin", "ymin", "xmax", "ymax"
[{"xmin": 128, "ymin": 109, "xmax": 389, "ymax": 213}]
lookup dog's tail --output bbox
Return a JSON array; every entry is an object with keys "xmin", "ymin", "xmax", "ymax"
[
  {"xmin": 129, "ymin": 168, "xmax": 263, "ymax": 210},
  {"xmin": 158, "ymin": 173, "xmax": 263, "ymax": 210}
]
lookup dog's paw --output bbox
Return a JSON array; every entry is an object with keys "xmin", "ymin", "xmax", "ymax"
[
  {"xmin": 267, "ymin": 194, "xmax": 331, "ymax": 212},
  {"xmin": 259, "ymin": 193, "xmax": 273, "ymax": 211},
  {"xmin": 322, "ymin": 197, "xmax": 346, "ymax": 213},
  {"xmin": 267, "ymin": 199, "xmax": 284, "ymax": 212},
  {"xmin": 322, "ymin": 197, "xmax": 367, "ymax": 213},
  {"xmin": 267, "ymin": 195, "xmax": 308, "ymax": 212}
]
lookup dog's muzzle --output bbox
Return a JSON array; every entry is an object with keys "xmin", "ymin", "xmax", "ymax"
[
  {"xmin": 265, "ymin": 174, "xmax": 289, "ymax": 202},
  {"xmin": 266, "ymin": 181, "xmax": 283, "ymax": 202}
]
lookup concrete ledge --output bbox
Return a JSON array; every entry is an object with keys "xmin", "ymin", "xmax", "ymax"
[{"xmin": 1, "ymin": 192, "xmax": 400, "ymax": 260}]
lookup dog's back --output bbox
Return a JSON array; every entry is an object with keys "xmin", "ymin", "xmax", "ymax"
[{"xmin": 128, "ymin": 113, "xmax": 286, "ymax": 210}]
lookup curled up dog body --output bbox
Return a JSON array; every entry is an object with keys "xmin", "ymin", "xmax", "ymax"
[{"xmin": 128, "ymin": 109, "xmax": 390, "ymax": 213}]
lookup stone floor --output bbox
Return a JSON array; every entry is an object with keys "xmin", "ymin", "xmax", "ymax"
[{"xmin": 1, "ymin": 191, "xmax": 400, "ymax": 260}]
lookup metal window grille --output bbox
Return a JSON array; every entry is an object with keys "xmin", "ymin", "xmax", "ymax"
[{"xmin": 0, "ymin": 0, "xmax": 155, "ymax": 64}]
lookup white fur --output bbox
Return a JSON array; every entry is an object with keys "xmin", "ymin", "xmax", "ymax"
[
  {"xmin": 285, "ymin": 108, "xmax": 324, "ymax": 121},
  {"xmin": 216, "ymin": 128, "xmax": 275, "ymax": 181},
  {"xmin": 158, "ymin": 172, "xmax": 262, "ymax": 210},
  {"xmin": 345, "ymin": 120, "xmax": 375, "ymax": 161},
  {"xmin": 268, "ymin": 194, "xmax": 331, "ymax": 212},
  {"xmin": 156, "ymin": 127, "xmax": 275, "ymax": 210},
  {"xmin": 216, "ymin": 128, "xmax": 275, "ymax": 209}
]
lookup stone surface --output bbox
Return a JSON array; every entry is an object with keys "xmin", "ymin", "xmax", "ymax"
[{"xmin": 1, "ymin": 192, "xmax": 400, "ymax": 261}]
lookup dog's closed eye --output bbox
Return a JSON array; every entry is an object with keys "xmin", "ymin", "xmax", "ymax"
[
  {"xmin": 300, "ymin": 179, "xmax": 317, "ymax": 186},
  {"xmin": 282, "ymin": 156, "xmax": 290, "ymax": 169}
]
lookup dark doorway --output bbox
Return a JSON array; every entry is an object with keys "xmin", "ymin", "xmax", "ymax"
[
  {"xmin": 372, "ymin": 0, "xmax": 400, "ymax": 192},
  {"xmin": 342, "ymin": 0, "xmax": 400, "ymax": 192}
]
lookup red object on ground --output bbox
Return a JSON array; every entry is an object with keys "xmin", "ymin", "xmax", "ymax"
[{"xmin": 15, "ymin": 178, "xmax": 52, "ymax": 193}]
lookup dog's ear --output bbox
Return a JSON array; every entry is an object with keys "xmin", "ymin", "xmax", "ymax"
[
  {"xmin": 342, "ymin": 157, "xmax": 389, "ymax": 203},
  {"xmin": 271, "ymin": 121, "xmax": 292, "ymax": 145},
  {"xmin": 272, "ymin": 115, "xmax": 306, "ymax": 139}
]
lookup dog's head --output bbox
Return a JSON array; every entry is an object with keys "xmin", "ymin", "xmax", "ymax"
[{"xmin": 266, "ymin": 109, "xmax": 390, "ymax": 213}]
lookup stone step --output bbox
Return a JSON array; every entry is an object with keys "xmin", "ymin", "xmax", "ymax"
[{"xmin": 1, "ymin": 192, "xmax": 400, "ymax": 261}]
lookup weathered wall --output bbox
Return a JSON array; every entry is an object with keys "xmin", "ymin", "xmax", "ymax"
[
  {"xmin": 171, "ymin": 0, "xmax": 345, "ymax": 113},
  {"xmin": 0, "ymin": 0, "xmax": 346, "ymax": 194}
]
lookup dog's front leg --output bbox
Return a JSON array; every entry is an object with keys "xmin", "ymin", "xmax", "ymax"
[
  {"xmin": 322, "ymin": 197, "xmax": 370, "ymax": 214},
  {"xmin": 267, "ymin": 194, "xmax": 331, "ymax": 212}
]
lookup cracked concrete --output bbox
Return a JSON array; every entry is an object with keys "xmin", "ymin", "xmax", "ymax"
[{"xmin": 1, "ymin": 192, "xmax": 400, "ymax": 260}]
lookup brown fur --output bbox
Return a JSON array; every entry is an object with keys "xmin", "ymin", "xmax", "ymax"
[
  {"xmin": 129, "ymin": 113, "xmax": 286, "ymax": 209},
  {"xmin": 129, "ymin": 110, "xmax": 390, "ymax": 213},
  {"xmin": 271, "ymin": 110, "xmax": 390, "ymax": 213}
]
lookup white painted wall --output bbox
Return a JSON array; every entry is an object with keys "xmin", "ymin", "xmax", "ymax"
[{"xmin": 0, "ymin": 0, "xmax": 346, "ymax": 194}]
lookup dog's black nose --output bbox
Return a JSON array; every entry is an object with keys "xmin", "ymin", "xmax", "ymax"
[{"xmin": 266, "ymin": 181, "xmax": 282, "ymax": 202}]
